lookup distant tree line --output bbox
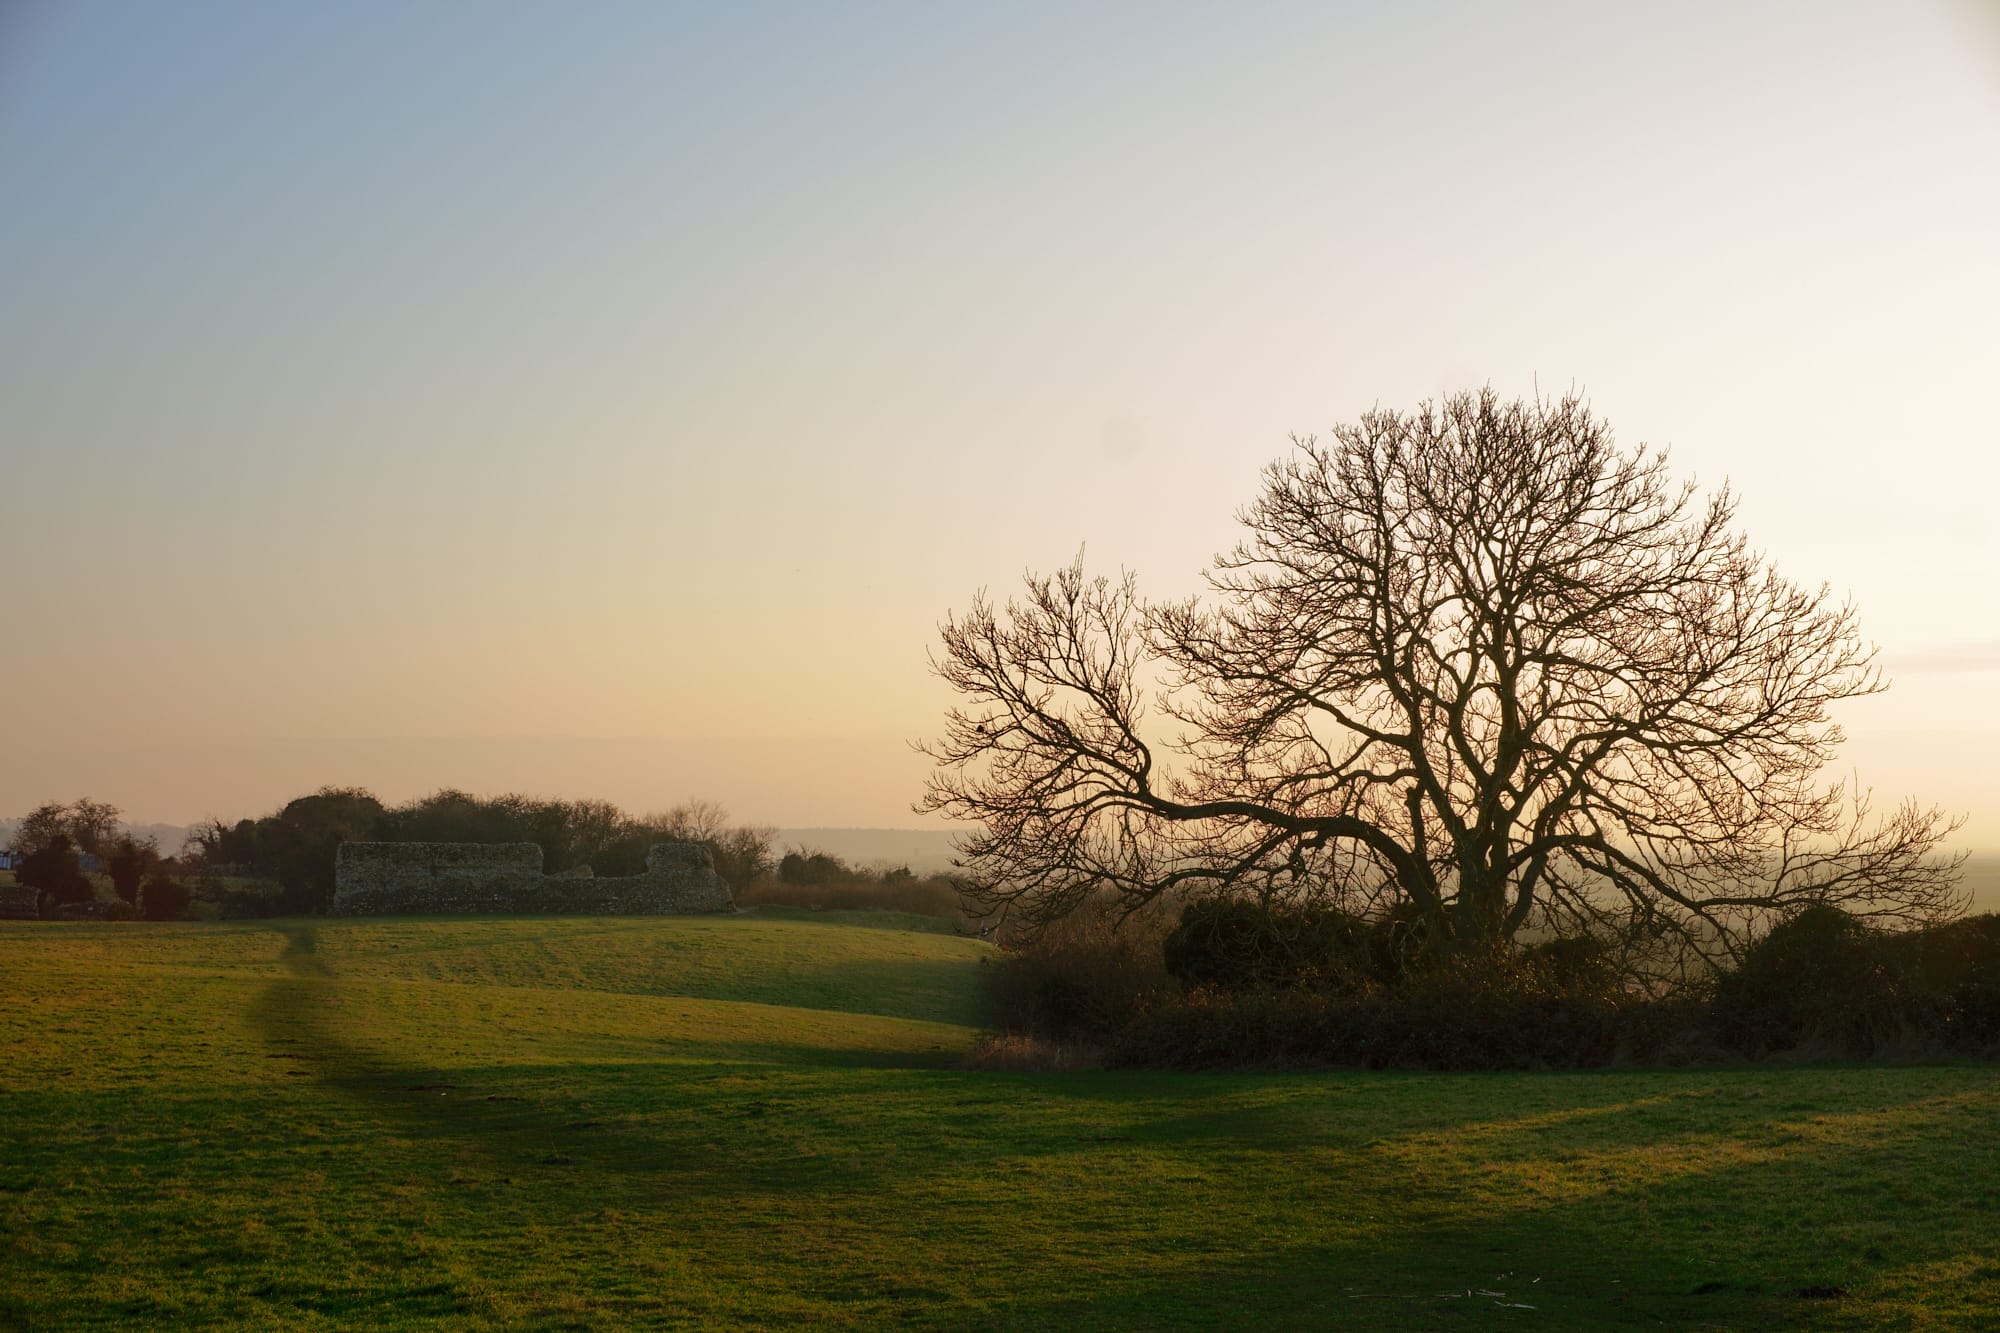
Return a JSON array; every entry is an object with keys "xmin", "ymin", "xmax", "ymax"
[
  {"xmin": 6, "ymin": 788, "xmax": 980, "ymax": 924},
  {"xmin": 180, "ymin": 788, "xmax": 778, "ymax": 912}
]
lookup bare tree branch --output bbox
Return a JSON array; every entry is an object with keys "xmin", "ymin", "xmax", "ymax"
[{"xmin": 920, "ymin": 391, "xmax": 1964, "ymax": 962}]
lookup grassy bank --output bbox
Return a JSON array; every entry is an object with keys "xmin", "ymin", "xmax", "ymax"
[{"xmin": 2, "ymin": 914, "xmax": 1995, "ymax": 1328}]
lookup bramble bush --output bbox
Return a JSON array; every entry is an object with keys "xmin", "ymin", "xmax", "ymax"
[
  {"xmin": 1162, "ymin": 899, "xmax": 1369, "ymax": 994},
  {"xmin": 17, "ymin": 835, "xmax": 94, "ymax": 917},
  {"xmin": 140, "ymin": 874, "xmax": 192, "ymax": 922},
  {"xmin": 1897, "ymin": 912, "xmax": 2000, "ymax": 1049},
  {"xmin": 1713, "ymin": 905, "xmax": 2000, "ymax": 1058},
  {"xmin": 1118, "ymin": 944, "xmax": 1682, "ymax": 1070},
  {"xmin": 983, "ymin": 896, "xmax": 1999, "ymax": 1070},
  {"xmin": 1161, "ymin": 898, "xmax": 1436, "ymax": 995},
  {"xmin": 980, "ymin": 895, "xmax": 1179, "ymax": 1042}
]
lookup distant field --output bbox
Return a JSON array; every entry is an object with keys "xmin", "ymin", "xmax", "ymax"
[
  {"xmin": 1960, "ymin": 854, "xmax": 2000, "ymax": 912},
  {"xmin": 3, "ymin": 913, "xmax": 1997, "ymax": 1329},
  {"xmin": 5, "ymin": 843, "xmax": 1989, "ymax": 905},
  {"xmin": 773, "ymin": 827, "xmax": 961, "ymax": 872}
]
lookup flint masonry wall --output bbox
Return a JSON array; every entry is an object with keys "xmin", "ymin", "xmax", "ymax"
[{"xmin": 331, "ymin": 841, "xmax": 734, "ymax": 916}]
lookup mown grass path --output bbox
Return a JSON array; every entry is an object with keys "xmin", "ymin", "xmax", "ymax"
[{"xmin": 3, "ymin": 915, "xmax": 1996, "ymax": 1329}]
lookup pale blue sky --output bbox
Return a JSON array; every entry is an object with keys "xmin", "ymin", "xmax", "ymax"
[{"xmin": 2, "ymin": 1, "xmax": 1996, "ymax": 837}]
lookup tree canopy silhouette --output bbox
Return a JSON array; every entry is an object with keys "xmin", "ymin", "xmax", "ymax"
[{"xmin": 922, "ymin": 390, "xmax": 1960, "ymax": 968}]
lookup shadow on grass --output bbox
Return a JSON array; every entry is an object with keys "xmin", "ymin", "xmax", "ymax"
[
  {"xmin": 242, "ymin": 923, "xmax": 969, "ymax": 1197},
  {"xmin": 915, "ymin": 1085, "xmax": 1998, "ymax": 1331},
  {"xmin": 277, "ymin": 915, "xmax": 991, "ymax": 1026},
  {"xmin": 236, "ymin": 923, "xmax": 1998, "ymax": 1329},
  {"xmin": 253, "ymin": 921, "xmax": 968, "ymax": 1067},
  {"xmin": 629, "ymin": 951, "xmax": 990, "ymax": 1026}
]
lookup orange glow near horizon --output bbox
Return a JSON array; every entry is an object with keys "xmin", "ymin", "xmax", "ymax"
[{"xmin": 1, "ymin": 2, "xmax": 1995, "ymax": 844}]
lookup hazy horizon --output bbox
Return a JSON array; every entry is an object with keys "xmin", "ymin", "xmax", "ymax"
[{"xmin": 4, "ymin": 1, "xmax": 1997, "ymax": 847}]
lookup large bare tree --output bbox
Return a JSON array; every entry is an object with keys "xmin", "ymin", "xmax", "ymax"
[{"xmin": 921, "ymin": 391, "xmax": 1961, "ymax": 966}]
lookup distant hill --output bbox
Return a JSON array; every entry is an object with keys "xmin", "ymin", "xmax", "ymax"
[
  {"xmin": 773, "ymin": 828, "xmax": 962, "ymax": 873},
  {"xmin": 1960, "ymin": 854, "xmax": 2000, "ymax": 913}
]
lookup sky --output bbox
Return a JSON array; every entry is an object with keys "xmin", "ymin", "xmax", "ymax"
[{"xmin": 2, "ymin": 1, "xmax": 1996, "ymax": 842}]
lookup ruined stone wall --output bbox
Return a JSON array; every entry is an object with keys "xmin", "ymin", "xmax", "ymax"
[{"xmin": 331, "ymin": 841, "xmax": 734, "ymax": 917}]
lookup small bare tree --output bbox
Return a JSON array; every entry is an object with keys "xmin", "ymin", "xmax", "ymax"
[
  {"xmin": 11, "ymin": 799, "xmax": 123, "ymax": 861},
  {"xmin": 921, "ymin": 391, "xmax": 1961, "ymax": 968}
]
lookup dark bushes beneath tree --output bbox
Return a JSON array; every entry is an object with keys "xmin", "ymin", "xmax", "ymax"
[
  {"xmin": 139, "ymin": 874, "xmax": 192, "ymax": 921},
  {"xmin": 1116, "ymin": 957, "xmax": 1708, "ymax": 1071},
  {"xmin": 1110, "ymin": 907, "xmax": 1667, "ymax": 1070},
  {"xmin": 104, "ymin": 834, "xmax": 160, "ymax": 906},
  {"xmin": 1715, "ymin": 905, "xmax": 2000, "ymax": 1058},
  {"xmin": 981, "ymin": 897, "xmax": 1178, "ymax": 1041},
  {"xmin": 17, "ymin": 835, "xmax": 94, "ymax": 917},
  {"xmin": 987, "ymin": 899, "xmax": 2000, "ymax": 1070},
  {"xmin": 1163, "ymin": 898, "xmax": 1431, "ymax": 995}
]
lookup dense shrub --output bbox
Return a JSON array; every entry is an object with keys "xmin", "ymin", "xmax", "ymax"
[
  {"xmin": 1163, "ymin": 899, "xmax": 1370, "ymax": 993},
  {"xmin": 18, "ymin": 835, "xmax": 95, "ymax": 917},
  {"xmin": 48, "ymin": 899, "xmax": 135, "ymax": 921},
  {"xmin": 982, "ymin": 892, "xmax": 1999, "ymax": 1071},
  {"xmin": 961, "ymin": 1032, "xmax": 1105, "ymax": 1072},
  {"xmin": 994, "ymin": 895, "xmax": 1675, "ymax": 1068},
  {"xmin": 1161, "ymin": 897, "xmax": 1446, "ymax": 995},
  {"xmin": 1900, "ymin": 913, "xmax": 2000, "ymax": 1049},
  {"xmin": 1518, "ymin": 933, "xmax": 1622, "ymax": 998},
  {"xmin": 1714, "ymin": 905, "xmax": 1927, "ymax": 1057},
  {"xmin": 778, "ymin": 851, "xmax": 846, "ymax": 886},
  {"xmin": 1712, "ymin": 906, "xmax": 2000, "ymax": 1058},
  {"xmin": 140, "ymin": 874, "xmax": 192, "ymax": 921},
  {"xmin": 104, "ymin": 835, "xmax": 161, "ymax": 906},
  {"xmin": 982, "ymin": 897, "xmax": 1179, "ymax": 1040},
  {"xmin": 1116, "ymin": 946, "xmax": 1687, "ymax": 1070},
  {"xmin": 739, "ymin": 872, "xmax": 967, "ymax": 918}
]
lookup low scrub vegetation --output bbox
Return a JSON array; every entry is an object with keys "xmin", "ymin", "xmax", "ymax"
[
  {"xmin": 1715, "ymin": 904, "xmax": 2000, "ymax": 1058},
  {"xmin": 736, "ymin": 848, "xmax": 976, "ymax": 924},
  {"xmin": 984, "ymin": 896, "xmax": 2000, "ymax": 1070},
  {"xmin": 979, "ymin": 895, "xmax": 1178, "ymax": 1041}
]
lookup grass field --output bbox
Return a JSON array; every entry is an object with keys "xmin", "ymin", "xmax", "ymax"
[{"xmin": 3, "ymin": 913, "xmax": 1997, "ymax": 1329}]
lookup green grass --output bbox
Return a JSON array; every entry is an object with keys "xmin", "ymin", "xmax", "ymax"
[{"xmin": 2, "ymin": 916, "xmax": 1996, "ymax": 1329}]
